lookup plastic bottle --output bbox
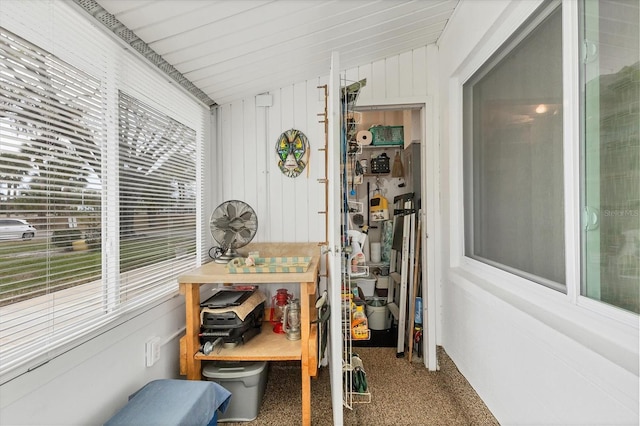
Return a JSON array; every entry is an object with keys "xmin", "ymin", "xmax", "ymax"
[
  {"xmin": 352, "ymin": 304, "xmax": 366, "ymax": 324},
  {"xmin": 351, "ymin": 304, "xmax": 368, "ymax": 339},
  {"xmin": 414, "ymin": 296, "xmax": 423, "ymax": 325},
  {"xmin": 349, "ymin": 238, "xmax": 364, "ymax": 274}
]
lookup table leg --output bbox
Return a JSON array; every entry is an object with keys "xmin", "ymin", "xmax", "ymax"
[
  {"xmin": 182, "ymin": 283, "xmax": 202, "ymax": 380},
  {"xmin": 300, "ymin": 281, "xmax": 313, "ymax": 426}
]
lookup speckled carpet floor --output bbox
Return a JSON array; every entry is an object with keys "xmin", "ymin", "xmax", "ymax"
[{"xmin": 222, "ymin": 347, "xmax": 499, "ymax": 425}]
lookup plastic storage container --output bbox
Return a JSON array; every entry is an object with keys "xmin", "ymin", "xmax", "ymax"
[
  {"xmin": 202, "ymin": 361, "xmax": 268, "ymax": 422},
  {"xmin": 375, "ymin": 275, "xmax": 389, "ymax": 289},
  {"xmin": 354, "ymin": 277, "xmax": 376, "ymax": 298}
]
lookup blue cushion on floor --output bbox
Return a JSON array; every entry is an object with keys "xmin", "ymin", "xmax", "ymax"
[{"xmin": 105, "ymin": 379, "xmax": 231, "ymax": 426}]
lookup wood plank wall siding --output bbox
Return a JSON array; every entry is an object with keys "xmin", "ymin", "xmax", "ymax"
[{"xmin": 214, "ymin": 46, "xmax": 432, "ymax": 244}]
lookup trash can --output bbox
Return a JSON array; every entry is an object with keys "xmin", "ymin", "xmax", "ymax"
[{"xmin": 366, "ymin": 297, "xmax": 390, "ymax": 330}]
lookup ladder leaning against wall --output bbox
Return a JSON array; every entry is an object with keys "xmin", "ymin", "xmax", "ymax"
[{"xmin": 386, "ymin": 192, "xmax": 416, "ymax": 357}]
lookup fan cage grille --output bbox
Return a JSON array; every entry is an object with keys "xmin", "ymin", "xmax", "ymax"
[{"xmin": 209, "ymin": 201, "xmax": 258, "ymax": 250}]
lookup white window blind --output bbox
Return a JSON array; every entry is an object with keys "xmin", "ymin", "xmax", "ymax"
[
  {"xmin": 117, "ymin": 91, "xmax": 197, "ymax": 310},
  {"xmin": 0, "ymin": 24, "xmax": 201, "ymax": 378},
  {"xmin": 0, "ymin": 27, "xmax": 106, "ymax": 374}
]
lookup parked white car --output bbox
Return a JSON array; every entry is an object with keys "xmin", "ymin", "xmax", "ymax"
[{"xmin": 0, "ymin": 219, "xmax": 36, "ymax": 241}]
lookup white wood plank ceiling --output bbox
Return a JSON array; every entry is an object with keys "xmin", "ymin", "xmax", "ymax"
[{"xmin": 86, "ymin": 0, "xmax": 459, "ymax": 106}]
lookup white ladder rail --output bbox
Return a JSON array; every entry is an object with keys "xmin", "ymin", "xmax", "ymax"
[
  {"xmin": 395, "ymin": 199, "xmax": 413, "ymax": 355},
  {"xmin": 385, "ymin": 193, "xmax": 415, "ymax": 357},
  {"xmin": 405, "ymin": 209, "xmax": 416, "ymax": 354}
]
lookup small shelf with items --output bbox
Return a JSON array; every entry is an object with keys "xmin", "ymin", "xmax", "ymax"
[
  {"xmin": 344, "ymin": 264, "xmax": 370, "ymax": 278},
  {"xmin": 341, "ymin": 76, "xmax": 372, "ymax": 409},
  {"xmin": 341, "ymin": 287, "xmax": 371, "ymax": 342},
  {"xmin": 342, "ymin": 354, "xmax": 372, "ymax": 405},
  {"xmin": 341, "ymin": 278, "xmax": 372, "ymax": 406}
]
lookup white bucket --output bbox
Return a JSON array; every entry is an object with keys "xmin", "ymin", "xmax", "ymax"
[{"xmin": 366, "ymin": 298, "xmax": 390, "ymax": 330}]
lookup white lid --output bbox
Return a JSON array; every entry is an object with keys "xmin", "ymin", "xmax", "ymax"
[{"xmin": 367, "ymin": 297, "xmax": 387, "ymax": 307}]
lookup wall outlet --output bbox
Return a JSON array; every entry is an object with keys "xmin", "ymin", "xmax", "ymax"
[{"xmin": 145, "ymin": 337, "xmax": 161, "ymax": 367}]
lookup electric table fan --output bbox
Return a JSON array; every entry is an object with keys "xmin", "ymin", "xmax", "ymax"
[{"xmin": 210, "ymin": 200, "xmax": 258, "ymax": 263}]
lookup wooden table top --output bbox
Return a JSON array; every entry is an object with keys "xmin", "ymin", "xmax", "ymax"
[{"xmin": 178, "ymin": 242, "xmax": 322, "ymax": 285}]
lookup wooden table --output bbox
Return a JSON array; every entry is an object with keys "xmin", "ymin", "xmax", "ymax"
[{"xmin": 178, "ymin": 242, "xmax": 320, "ymax": 426}]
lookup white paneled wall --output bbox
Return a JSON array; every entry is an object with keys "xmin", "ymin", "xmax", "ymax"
[
  {"xmin": 215, "ymin": 79, "xmax": 327, "ymax": 244},
  {"xmin": 347, "ymin": 46, "xmax": 428, "ymax": 103},
  {"xmin": 213, "ymin": 47, "xmax": 431, "ymax": 246}
]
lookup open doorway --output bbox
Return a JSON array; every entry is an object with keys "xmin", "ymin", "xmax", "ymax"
[{"xmin": 346, "ymin": 102, "xmax": 436, "ymax": 370}]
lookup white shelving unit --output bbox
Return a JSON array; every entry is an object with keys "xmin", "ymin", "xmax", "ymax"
[{"xmin": 340, "ymin": 77, "xmax": 371, "ymax": 409}]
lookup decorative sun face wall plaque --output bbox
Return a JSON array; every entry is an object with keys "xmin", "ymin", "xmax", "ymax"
[{"xmin": 276, "ymin": 129, "xmax": 309, "ymax": 178}]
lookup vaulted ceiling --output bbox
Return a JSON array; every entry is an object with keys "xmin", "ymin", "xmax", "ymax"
[{"xmin": 78, "ymin": 0, "xmax": 459, "ymax": 107}]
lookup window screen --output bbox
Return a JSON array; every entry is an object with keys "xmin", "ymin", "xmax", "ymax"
[{"xmin": 463, "ymin": 3, "xmax": 566, "ymax": 290}]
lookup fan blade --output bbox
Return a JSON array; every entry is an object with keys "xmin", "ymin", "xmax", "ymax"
[
  {"xmin": 238, "ymin": 227, "xmax": 252, "ymax": 239},
  {"xmin": 240, "ymin": 211, "xmax": 253, "ymax": 221},
  {"xmin": 227, "ymin": 217, "xmax": 246, "ymax": 231},
  {"xmin": 213, "ymin": 217, "xmax": 231, "ymax": 229},
  {"xmin": 226, "ymin": 203, "xmax": 236, "ymax": 219},
  {"xmin": 221, "ymin": 229, "xmax": 236, "ymax": 249}
]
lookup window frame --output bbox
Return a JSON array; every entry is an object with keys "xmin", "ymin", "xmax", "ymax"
[{"xmin": 449, "ymin": 0, "xmax": 638, "ymax": 366}]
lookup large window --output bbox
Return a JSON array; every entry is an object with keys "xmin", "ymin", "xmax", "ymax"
[
  {"xmin": 463, "ymin": 2, "xmax": 565, "ymax": 291},
  {"xmin": 463, "ymin": 0, "xmax": 639, "ymax": 315},
  {"xmin": 580, "ymin": 0, "xmax": 639, "ymax": 313},
  {"xmin": 0, "ymin": 28, "xmax": 199, "ymax": 376}
]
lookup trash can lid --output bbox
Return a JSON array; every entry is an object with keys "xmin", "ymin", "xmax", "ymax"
[{"xmin": 366, "ymin": 297, "xmax": 387, "ymax": 307}]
